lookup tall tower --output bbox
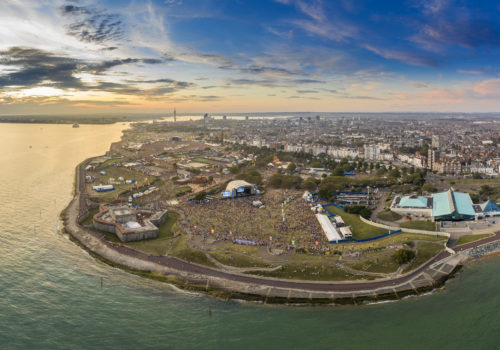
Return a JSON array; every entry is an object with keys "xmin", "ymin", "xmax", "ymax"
[
  {"xmin": 431, "ymin": 135, "xmax": 440, "ymax": 149},
  {"xmin": 173, "ymin": 108, "xmax": 176, "ymax": 122}
]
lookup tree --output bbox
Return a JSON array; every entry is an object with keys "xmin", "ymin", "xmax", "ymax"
[
  {"xmin": 236, "ymin": 169, "xmax": 262, "ymax": 185},
  {"xmin": 393, "ymin": 249, "xmax": 415, "ymax": 265},
  {"xmin": 376, "ymin": 167, "xmax": 387, "ymax": 176},
  {"xmin": 344, "ymin": 205, "xmax": 372, "ymax": 219},
  {"xmin": 287, "ymin": 162, "xmax": 297, "ymax": 173},
  {"xmin": 269, "ymin": 173, "xmax": 303, "ymax": 189},
  {"xmin": 389, "ymin": 168, "xmax": 401, "ymax": 178},
  {"xmin": 194, "ymin": 191, "xmax": 207, "ymax": 201},
  {"xmin": 302, "ymin": 177, "xmax": 318, "ymax": 191},
  {"xmin": 310, "ymin": 160, "xmax": 323, "ymax": 168},
  {"xmin": 333, "ymin": 165, "xmax": 345, "ymax": 176},
  {"xmin": 422, "ymin": 183, "xmax": 437, "ymax": 193},
  {"xmin": 479, "ymin": 185, "xmax": 496, "ymax": 199}
]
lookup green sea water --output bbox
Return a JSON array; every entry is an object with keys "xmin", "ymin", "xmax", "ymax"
[{"xmin": 0, "ymin": 123, "xmax": 499, "ymax": 350}]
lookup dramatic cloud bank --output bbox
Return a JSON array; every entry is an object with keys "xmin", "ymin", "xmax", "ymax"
[{"xmin": 0, "ymin": 0, "xmax": 499, "ymax": 114}]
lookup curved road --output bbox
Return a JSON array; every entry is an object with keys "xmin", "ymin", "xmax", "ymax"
[{"xmin": 69, "ymin": 159, "xmax": 499, "ymax": 294}]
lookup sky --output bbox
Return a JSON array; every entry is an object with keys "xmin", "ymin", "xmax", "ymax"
[{"xmin": 1, "ymin": 0, "xmax": 500, "ymax": 115}]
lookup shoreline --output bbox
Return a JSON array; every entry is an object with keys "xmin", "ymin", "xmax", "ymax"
[{"xmin": 60, "ymin": 153, "xmax": 500, "ymax": 306}]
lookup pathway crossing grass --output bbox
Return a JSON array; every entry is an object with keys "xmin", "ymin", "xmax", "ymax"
[
  {"xmin": 402, "ymin": 241, "xmax": 443, "ymax": 273},
  {"xmin": 247, "ymin": 261, "xmax": 365, "ymax": 281}
]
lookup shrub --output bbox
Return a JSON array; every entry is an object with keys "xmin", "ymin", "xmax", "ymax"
[{"xmin": 393, "ymin": 249, "xmax": 415, "ymax": 265}]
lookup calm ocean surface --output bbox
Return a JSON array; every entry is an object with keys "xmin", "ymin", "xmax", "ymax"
[{"xmin": 1, "ymin": 123, "xmax": 500, "ymax": 350}]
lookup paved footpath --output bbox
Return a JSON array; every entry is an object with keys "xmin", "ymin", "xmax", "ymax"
[{"xmin": 64, "ymin": 159, "xmax": 500, "ymax": 300}]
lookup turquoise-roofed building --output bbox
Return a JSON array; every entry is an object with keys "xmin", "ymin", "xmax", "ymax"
[
  {"xmin": 399, "ymin": 196, "xmax": 429, "ymax": 208},
  {"xmin": 391, "ymin": 194, "xmax": 433, "ymax": 217},
  {"xmin": 391, "ymin": 189, "xmax": 477, "ymax": 221},
  {"xmin": 432, "ymin": 189, "xmax": 475, "ymax": 221}
]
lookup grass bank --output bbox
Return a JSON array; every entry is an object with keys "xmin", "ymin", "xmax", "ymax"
[
  {"xmin": 247, "ymin": 261, "xmax": 367, "ymax": 281},
  {"xmin": 328, "ymin": 206, "xmax": 389, "ymax": 239},
  {"xmin": 400, "ymin": 220, "xmax": 437, "ymax": 231},
  {"xmin": 456, "ymin": 233, "xmax": 494, "ymax": 246},
  {"xmin": 209, "ymin": 251, "xmax": 273, "ymax": 268},
  {"xmin": 403, "ymin": 241, "xmax": 444, "ymax": 273},
  {"xmin": 169, "ymin": 234, "xmax": 216, "ymax": 268},
  {"xmin": 125, "ymin": 212, "xmax": 180, "ymax": 255},
  {"xmin": 377, "ymin": 210, "xmax": 402, "ymax": 222}
]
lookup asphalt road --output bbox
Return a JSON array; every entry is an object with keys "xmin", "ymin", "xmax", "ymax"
[{"xmin": 73, "ymin": 161, "xmax": 498, "ymax": 294}]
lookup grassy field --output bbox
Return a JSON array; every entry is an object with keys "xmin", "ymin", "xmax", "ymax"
[
  {"xmin": 218, "ymin": 242, "xmax": 262, "ymax": 255},
  {"xmin": 455, "ymin": 233, "xmax": 494, "ymax": 246},
  {"xmin": 87, "ymin": 166, "xmax": 150, "ymax": 201},
  {"xmin": 247, "ymin": 261, "xmax": 364, "ymax": 281},
  {"xmin": 448, "ymin": 178, "xmax": 500, "ymax": 186},
  {"xmin": 400, "ymin": 220, "xmax": 437, "ymax": 231},
  {"xmin": 168, "ymin": 234, "xmax": 217, "ymax": 267},
  {"xmin": 80, "ymin": 207, "xmax": 100, "ymax": 226},
  {"xmin": 349, "ymin": 255, "xmax": 400, "ymax": 274},
  {"xmin": 377, "ymin": 210, "xmax": 402, "ymax": 222},
  {"xmin": 336, "ymin": 233, "xmax": 445, "ymax": 251},
  {"xmin": 327, "ymin": 207, "xmax": 389, "ymax": 239},
  {"xmin": 125, "ymin": 212, "xmax": 180, "ymax": 255},
  {"xmin": 209, "ymin": 251, "xmax": 273, "ymax": 268},
  {"xmin": 402, "ymin": 241, "xmax": 444, "ymax": 273}
]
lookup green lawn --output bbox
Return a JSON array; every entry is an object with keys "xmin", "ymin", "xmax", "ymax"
[
  {"xmin": 455, "ymin": 233, "xmax": 493, "ymax": 246},
  {"xmin": 337, "ymin": 233, "xmax": 445, "ymax": 250},
  {"xmin": 377, "ymin": 210, "xmax": 402, "ymax": 222},
  {"xmin": 402, "ymin": 241, "xmax": 444, "ymax": 273},
  {"xmin": 125, "ymin": 212, "xmax": 180, "ymax": 255},
  {"xmin": 400, "ymin": 220, "xmax": 437, "ymax": 231},
  {"xmin": 349, "ymin": 255, "xmax": 400, "ymax": 274},
  {"xmin": 209, "ymin": 251, "xmax": 273, "ymax": 268},
  {"xmin": 80, "ymin": 207, "xmax": 100, "ymax": 226},
  {"xmin": 168, "ymin": 234, "xmax": 217, "ymax": 267},
  {"xmin": 247, "ymin": 262, "xmax": 364, "ymax": 281},
  {"xmin": 219, "ymin": 242, "xmax": 261, "ymax": 255},
  {"xmin": 448, "ymin": 178, "xmax": 500, "ymax": 186},
  {"xmin": 327, "ymin": 207, "xmax": 388, "ymax": 239}
]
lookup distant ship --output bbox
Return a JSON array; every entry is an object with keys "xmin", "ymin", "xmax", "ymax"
[{"xmin": 72, "ymin": 123, "xmax": 79, "ymax": 128}]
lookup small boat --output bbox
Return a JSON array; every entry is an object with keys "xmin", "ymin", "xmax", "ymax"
[{"xmin": 72, "ymin": 123, "xmax": 79, "ymax": 128}]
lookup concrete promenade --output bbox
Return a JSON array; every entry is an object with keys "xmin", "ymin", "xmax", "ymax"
[{"xmin": 62, "ymin": 158, "xmax": 500, "ymax": 303}]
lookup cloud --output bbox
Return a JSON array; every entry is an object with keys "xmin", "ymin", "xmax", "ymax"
[
  {"xmin": 61, "ymin": 3, "xmax": 124, "ymax": 44},
  {"xmin": 277, "ymin": 0, "xmax": 357, "ymax": 42},
  {"xmin": 361, "ymin": 44, "xmax": 438, "ymax": 67},
  {"xmin": 0, "ymin": 46, "xmax": 190, "ymax": 98},
  {"xmin": 295, "ymin": 0, "xmax": 325, "ymax": 22},
  {"xmin": 418, "ymin": 0, "xmax": 450, "ymax": 14},
  {"xmin": 297, "ymin": 90, "xmax": 318, "ymax": 93},
  {"xmin": 290, "ymin": 79, "xmax": 325, "ymax": 84},
  {"xmin": 228, "ymin": 78, "xmax": 278, "ymax": 87},
  {"xmin": 411, "ymin": 19, "xmax": 500, "ymax": 50}
]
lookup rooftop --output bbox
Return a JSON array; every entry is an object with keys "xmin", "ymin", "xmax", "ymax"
[
  {"xmin": 399, "ymin": 196, "xmax": 429, "ymax": 208},
  {"xmin": 432, "ymin": 190, "xmax": 475, "ymax": 217}
]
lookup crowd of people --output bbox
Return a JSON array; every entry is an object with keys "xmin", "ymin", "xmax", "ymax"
[{"xmin": 178, "ymin": 188, "xmax": 331, "ymax": 252}]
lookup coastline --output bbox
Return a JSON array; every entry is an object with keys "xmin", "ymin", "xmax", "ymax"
[{"xmin": 61, "ymin": 153, "xmax": 500, "ymax": 306}]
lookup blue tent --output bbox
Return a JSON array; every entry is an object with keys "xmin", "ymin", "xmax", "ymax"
[{"xmin": 481, "ymin": 200, "xmax": 500, "ymax": 212}]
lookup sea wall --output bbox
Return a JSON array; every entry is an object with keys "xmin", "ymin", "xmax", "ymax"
[
  {"xmin": 63, "ymin": 158, "xmax": 465, "ymax": 304},
  {"xmin": 467, "ymin": 240, "xmax": 500, "ymax": 259}
]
